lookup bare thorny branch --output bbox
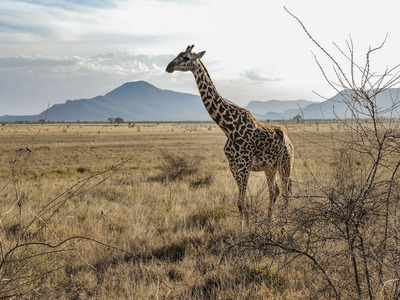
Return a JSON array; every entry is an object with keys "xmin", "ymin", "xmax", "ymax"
[
  {"xmin": 225, "ymin": 7, "xmax": 400, "ymax": 300},
  {"xmin": 0, "ymin": 123, "xmax": 154, "ymax": 298}
]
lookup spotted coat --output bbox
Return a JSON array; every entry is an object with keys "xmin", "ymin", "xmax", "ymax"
[{"xmin": 166, "ymin": 45, "xmax": 294, "ymax": 224}]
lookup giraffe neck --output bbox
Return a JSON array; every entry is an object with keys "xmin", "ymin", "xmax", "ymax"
[{"xmin": 192, "ymin": 60, "xmax": 240, "ymax": 135}]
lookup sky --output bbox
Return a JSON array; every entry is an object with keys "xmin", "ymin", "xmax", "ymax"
[{"xmin": 1, "ymin": 0, "xmax": 400, "ymax": 115}]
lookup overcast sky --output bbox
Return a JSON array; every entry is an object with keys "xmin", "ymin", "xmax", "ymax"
[{"xmin": 1, "ymin": 0, "xmax": 400, "ymax": 115}]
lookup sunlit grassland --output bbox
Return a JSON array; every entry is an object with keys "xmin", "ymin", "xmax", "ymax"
[{"xmin": 0, "ymin": 121, "xmax": 373, "ymax": 299}]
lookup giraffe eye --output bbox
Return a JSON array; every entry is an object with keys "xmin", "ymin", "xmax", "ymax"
[{"xmin": 183, "ymin": 57, "xmax": 190, "ymax": 62}]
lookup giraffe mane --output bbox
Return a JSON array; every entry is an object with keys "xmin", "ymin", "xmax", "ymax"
[
  {"xmin": 198, "ymin": 59, "xmax": 255, "ymax": 115},
  {"xmin": 198, "ymin": 59, "xmax": 213, "ymax": 86}
]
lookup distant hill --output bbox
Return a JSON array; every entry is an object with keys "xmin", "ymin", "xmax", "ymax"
[
  {"xmin": 246, "ymin": 100, "xmax": 315, "ymax": 114},
  {"xmin": 252, "ymin": 89, "xmax": 400, "ymax": 120},
  {"xmin": 252, "ymin": 111, "xmax": 283, "ymax": 121},
  {"xmin": 278, "ymin": 89, "xmax": 400, "ymax": 120},
  {"xmin": 1, "ymin": 82, "xmax": 398, "ymax": 122}
]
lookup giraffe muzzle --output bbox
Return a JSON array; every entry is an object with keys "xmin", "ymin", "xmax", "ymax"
[{"xmin": 165, "ymin": 63, "xmax": 175, "ymax": 73}]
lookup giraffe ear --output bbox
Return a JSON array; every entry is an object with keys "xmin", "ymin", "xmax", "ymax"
[{"xmin": 196, "ymin": 51, "xmax": 206, "ymax": 59}]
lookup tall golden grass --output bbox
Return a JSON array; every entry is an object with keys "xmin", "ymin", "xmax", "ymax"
[{"xmin": 0, "ymin": 121, "xmax": 398, "ymax": 299}]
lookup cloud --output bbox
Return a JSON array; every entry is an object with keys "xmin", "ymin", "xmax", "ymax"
[
  {"xmin": 0, "ymin": 53, "xmax": 175, "ymax": 75},
  {"xmin": 12, "ymin": 0, "xmax": 115, "ymax": 9},
  {"xmin": 0, "ymin": 1, "xmax": 98, "ymax": 51},
  {"xmin": 242, "ymin": 69, "xmax": 282, "ymax": 83},
  {"xmin": 0, "ymin": 0, "xmax": 215, "ymax": 56}
]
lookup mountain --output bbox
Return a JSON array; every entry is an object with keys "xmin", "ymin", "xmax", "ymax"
[
  {"xmin": 252, "ymin": 111, "xmax": 283, "ymax": 121},
  {"xmin": 251, "ymin": 89, "xmax": 400, "ymax": 120},
  {"xmin": 246, "ymin": 100, "xmax": 315, "ymax": 114},
  {"xmin": 0, "ymin": 81, "xmax": 211, "ymax": 122},
  {"xmin": 1, "ymin": 82, "xmax": 398, "ymax": 122},
  {"xmin": 279, "ymin": 89, "xmax": 399, "ymax": 120}
]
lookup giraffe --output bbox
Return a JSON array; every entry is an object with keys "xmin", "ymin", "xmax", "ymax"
[{"xmin": 166, "ymin": 45, "xmax": 294, "ymax": 225}]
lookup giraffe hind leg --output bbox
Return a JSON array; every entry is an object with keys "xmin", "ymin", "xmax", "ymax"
[
  {"xmin": 265, "ymin": 168, "xmax": 279, "ymax": 219},
  {"xmin": 278, "ymin": 151, "xmax": 293, "ymax": 213}
]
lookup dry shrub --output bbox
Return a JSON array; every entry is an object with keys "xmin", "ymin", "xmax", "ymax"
[
  {"xmin": 152, "ymin": 152, "xmax": 214, "ymax": 189},
  {"xmin": 160, "ymin": 152, "xmax": 199, "ymax": 181}
]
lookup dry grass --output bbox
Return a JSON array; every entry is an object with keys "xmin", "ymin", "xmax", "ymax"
[{"xmin": 0, "ymin": 121, "xmax": 394, "ymax": 299}]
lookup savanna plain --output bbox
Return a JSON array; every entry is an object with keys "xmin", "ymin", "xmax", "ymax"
[{"xmin": 1, "ymin": 121, "xmax": 399, "ymax": 299}]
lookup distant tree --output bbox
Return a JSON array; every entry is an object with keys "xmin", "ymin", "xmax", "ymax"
[
  {"xmin": 114, "ymin": 117, "xmax": 124, "ymax": 126},
  {"xmin": 107, "ymin": 117, "xmax": 114, "ymax": 124},
  {"xmin": 293, "ymin": 114, "xmax": 302, "ymax": 123}
]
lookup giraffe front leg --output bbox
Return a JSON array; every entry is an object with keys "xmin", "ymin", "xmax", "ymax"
[
  {"xmin": 228, "ymin": 160, "xmax": 251, "ymax": 229},
  {"xmin": 238, "ymin": 182, "xmax": 249, "ymax": 228},
  {"xmin": 224, "ymin": 141, "xmax": 252, "ymax": 228}
]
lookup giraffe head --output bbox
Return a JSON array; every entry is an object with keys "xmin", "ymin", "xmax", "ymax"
[{"xmin": 166, "ymin": 45, "xmax": 206, "ymax": 73}]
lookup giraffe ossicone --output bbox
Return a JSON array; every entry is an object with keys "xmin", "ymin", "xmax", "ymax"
[{"xmin": 166, "ymin": 45, "xmax": 294, "ymax": 226}]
